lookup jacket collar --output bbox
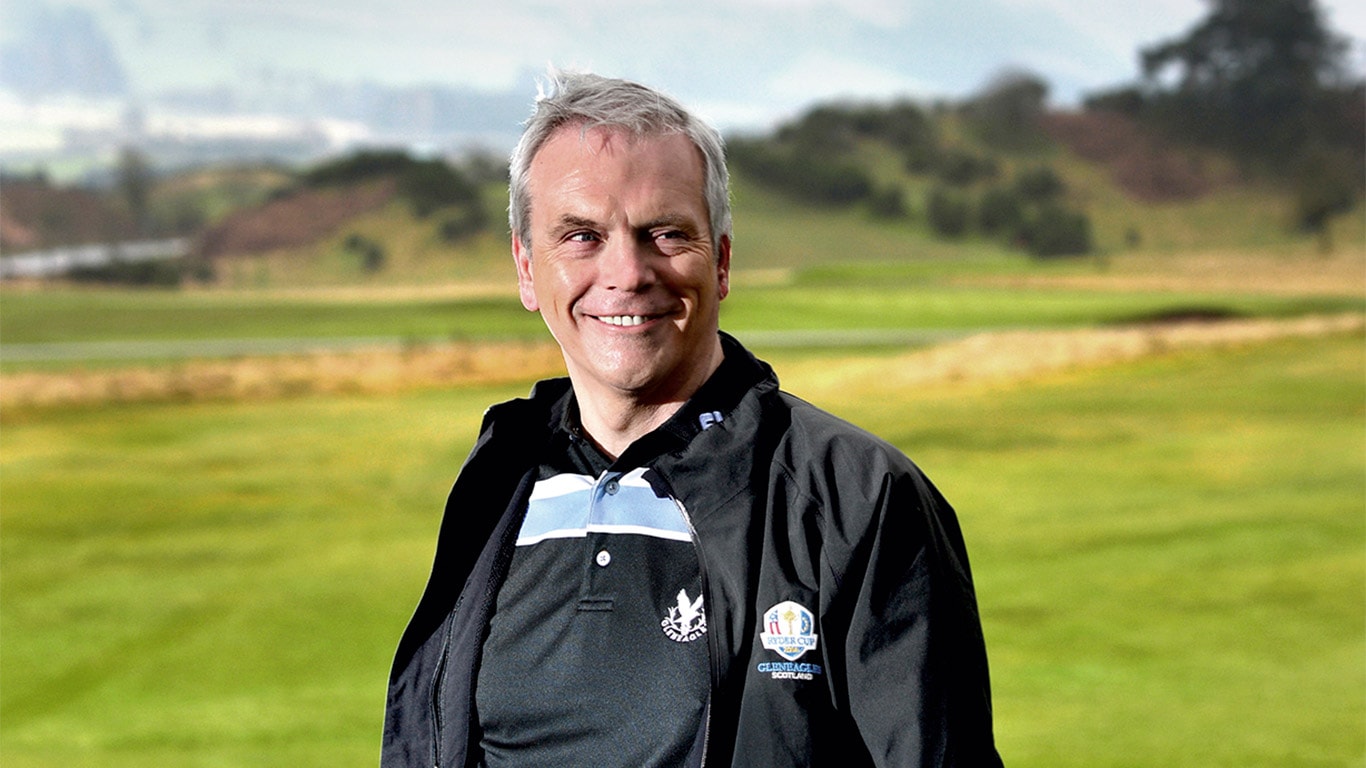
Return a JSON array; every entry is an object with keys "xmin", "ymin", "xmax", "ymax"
[{"xmin": 482, "ymin": 331, "xmax": 778, "ymax": 466}]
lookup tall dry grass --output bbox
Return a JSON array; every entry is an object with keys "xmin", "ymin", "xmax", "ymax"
[
  {"xmin": 0, "ymin": 340, "xmax": 566, "ymax": 412},
  {"xmin": 4, "ymin": 315, "xmax": 1361, "ymax": 413}
]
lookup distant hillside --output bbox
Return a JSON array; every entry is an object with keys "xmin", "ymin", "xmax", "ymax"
[
  {"xmin": 197, "ymin": 180, "xmax": 397, "ymax": 259},
  {"xmin": 1041, "ymin": 111, "xmax": 1222, "ymax": 202},
  {"xmin": 0, "ymin": 178, "xmax": 136, "ymax": 252},
  {"xmin": 4, "ymin": 94, "xmax": 1360, "ymax": 288}
]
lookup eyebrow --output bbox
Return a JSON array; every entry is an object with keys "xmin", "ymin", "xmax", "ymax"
[
  {"xmin": 550, "ymin": 215, "xmax": 601, "ymax": 237},
  {"xmin": 549, "ymin": 213, "xmax": 706, "ymax": 238},
  {"xmin": 638, "ymin": 214, "xmax": 704, "ymax": 234}
]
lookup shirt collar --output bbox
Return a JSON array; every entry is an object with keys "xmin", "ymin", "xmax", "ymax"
[{"xmin": 553, "ymin": 332, "xmax": 764, "ymax": 469}]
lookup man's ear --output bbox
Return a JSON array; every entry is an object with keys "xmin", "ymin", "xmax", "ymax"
[
  {"xmin": 716, "ymin": 234, "xmax": 732, "ymax": 301},
  {"xmin": 512, "ymin": 236, "xmax": 538, "ymax": 311}
]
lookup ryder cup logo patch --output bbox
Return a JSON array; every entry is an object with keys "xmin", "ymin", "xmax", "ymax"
[{"xmin": 760, "ymin": 600, "xmax": 819, "ymax": 661}]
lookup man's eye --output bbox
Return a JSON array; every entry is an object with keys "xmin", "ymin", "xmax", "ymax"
[{"xmin": 568, "ymin": 231, "xmax": 599, "ymax": 243}]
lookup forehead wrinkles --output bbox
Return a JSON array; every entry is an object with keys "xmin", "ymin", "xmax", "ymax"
[
  {"xmin": 524, "ymin": 127, "xmax": 619, "ymax": 235},
  {"xmin": 527, "ymin": 128, "xmax": 706, "ymax": 235}
]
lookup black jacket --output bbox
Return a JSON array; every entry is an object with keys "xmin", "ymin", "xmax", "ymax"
[{"xmin": 383, "ymin": 336, "xmax": 1003, "ymax": 767}]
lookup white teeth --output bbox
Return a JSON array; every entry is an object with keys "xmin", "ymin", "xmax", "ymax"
[{"xmin": 600, "ymin": 315, "xmax": 646, "ymax": 326}]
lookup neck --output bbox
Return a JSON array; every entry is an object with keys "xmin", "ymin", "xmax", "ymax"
[
  {"xmin": 577, "ymin": 397, "xmax": 683, "ymax": 460},
  {"xmin": 573, "ymin": 343, "xmax": 725, "ymax": 461}
]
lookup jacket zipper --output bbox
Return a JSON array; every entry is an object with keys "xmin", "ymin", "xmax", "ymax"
[
  {"xmin": 674, "ymin": 496, "xmax": 714, "ymax": 767},
  {"xmin": 429, "ymin": 599, "xmax": 459, "ymax": 768}
]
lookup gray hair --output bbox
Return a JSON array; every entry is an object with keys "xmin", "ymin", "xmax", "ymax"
[{"xmin": 508, "ymin": 70, "xmax": 732, "ymax": 253}]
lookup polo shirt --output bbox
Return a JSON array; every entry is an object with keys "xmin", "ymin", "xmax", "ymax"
[{"xmin": 475, "ymin": 352, "xmax": 757, "ymax": 767}]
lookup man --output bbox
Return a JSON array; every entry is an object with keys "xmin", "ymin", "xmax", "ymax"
[{"xmin": 383, "ymin": 71, "xmax": 1003, "ymax": 767}]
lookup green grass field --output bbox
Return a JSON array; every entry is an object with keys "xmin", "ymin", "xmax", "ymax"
[
  {"xmin": 5, "ymin": 101, "xmax": 1363, "ymax": 765},
  {"xmin": 2, "ymin": 326, "xmax": 1362, "ymax": 766},
  {"xmin": 3, "ymin": 258, "xmax": 1361, "ymax": 362},
  {"xmin": 797, "ymin": 335, "xmax": 1366, "ymax": 766},
  {"xmin": 2, "ymin": 173, "xmax": 1363, "ymax": 762}
]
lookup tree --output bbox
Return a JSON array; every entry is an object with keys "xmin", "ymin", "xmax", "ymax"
[
  {"xmin": 727, "ymin": 138, "xmax": 874, "ymax": 206},
  {"xmin": 1013, "ymin": 166, "xmax": 1065, "ymax": 201},
  {"xmin": 1293, "ymin": 145, "xmax": 1362, "ymax": 251},
  {"xmin": 868, "ymin": 185, "xmax": 908, "ymax": 219},
  {"xmin": 1020, "ymin": 204, "xmax": 1093, "ymax": 258},
  {"xmin": 977, "ymin": 187, "xmax": 1024, "ymax": 236},
  {"xmin": 397, "ymin": 159, "xmax": 480, "ymax": 218},
  {"xmin": 936, "ymin": 149, "xmax": 999, "ymax": 186},
  {"xmin": 1139, "ymin": 0, "xmax": 1352, "ymax": 166},
  {"xmin": 962, "ymin": 70, "xmax": 1050, "ymax": 151},
  {"xmin": 926, "ymin": 187, "xmax": 971, "ymax": 237},
  {"xmin": 116, "ymin": 146, "xmax": 153, "ymax": 236}
]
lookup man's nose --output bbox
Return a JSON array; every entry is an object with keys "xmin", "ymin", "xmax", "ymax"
[{"xmin": 599, "ymin": 235, "xmax": 656, "ymax": 291}]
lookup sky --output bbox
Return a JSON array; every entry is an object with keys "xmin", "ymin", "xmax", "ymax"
[{"xmin": 8, "ymin": 0, "xmax": 1366, "ymax": 132}]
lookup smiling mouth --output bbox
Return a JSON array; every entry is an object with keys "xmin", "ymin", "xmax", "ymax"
[{"xmin": 594, "ymin": 314, "xmax": 653, "ymax": 327}]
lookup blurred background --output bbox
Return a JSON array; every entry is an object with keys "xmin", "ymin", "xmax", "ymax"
[{"xmin": 1, "ymin": 0, "xmax": 1363, "ymax": 765}]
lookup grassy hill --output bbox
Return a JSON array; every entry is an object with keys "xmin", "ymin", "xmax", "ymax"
[
  {"xmin": 175, "ymin": 160, "xmax": 1363, "ymax": 292},
  {"xmin": 6, "ymin": 103, "xmax": 1359, "ymax": 292}
]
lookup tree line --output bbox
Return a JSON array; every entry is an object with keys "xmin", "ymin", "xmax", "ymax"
[
  {"xmin": 1088, "ymin": 0, "xmax": 1362, "ymax": 238},
  {"xmin": 726, "ymin": 71, "xmax": 1094, "ymax": 258},
  {"xmin": 728, "ymin": 0, "xmax": 1362, "ymax": 255}
]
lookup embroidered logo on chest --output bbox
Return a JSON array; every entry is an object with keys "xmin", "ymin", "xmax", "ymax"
[
  {"xmin": 661, "ymin": 588, "xmax": 707, "ymax": 642},
  {"xmin": 760, "ymin": 600, "xmax": 819, "ymax": 661}
]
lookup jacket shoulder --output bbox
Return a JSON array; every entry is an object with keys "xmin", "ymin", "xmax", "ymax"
[
  {"xmin": 771, "ymin": 391, "xmax": 920, "ymax": 481},
  {"xmin": 762, "ymin": 390, "xmax": 953, "ymax": 540}
]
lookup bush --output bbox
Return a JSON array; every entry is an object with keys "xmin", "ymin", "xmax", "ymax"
[
  {"xmin": 772, "ymin": 101, "xmax": 939, "ymax": 157},
  {"xmin": 868, "ymin": 185, "xmax": 909, "ymax": 219},
  {"xmin": 302, "ymin": 150, "xmax": 413, "ymax": 187},
  {"xmin": 1014, "ymin": 166, "xmax": 1065, "ymax": 200},
  {"xmin": 397, "ymin": 159, "xmax": 480, "ymax": 218},
  {"xmin": 863, "ymin": 101, "xmax": 939, "ymax": 152},
  {"xmin": 937, "ymin": 149, "xmax": 1000, "ymax": 186},
  {"xmin": 438, "ymin": 206, "xmax": 489, "ymax": 243},
  {"xmin": 728, "ymin": 139, "xmax": 874, "ymax": 205},
  {"xmin": 1293, "ymin": 146, "xmax": 1362, "ymax": 235},
  {"xmin": 68, "ymin": 258, "xmax": 186, "ymax": 287},
  {"xmin": 776, "ymin": 106, "xmax": 859, "ymax": 153},
  {"xmin": 343, "ymin": 233, "xmax": 386, "ymax": 273},
  {"xmin": 904, "ymin": 145, "xmax": 940, "ymax": 175},
  {"xmin": 961, "ymin": 70, "xmax": 1050, "ymax": 151},
  {"xmin": 1020, "ymin": 204, "xmax": 1093, "ymax": 257},
  {"xmin": 977, "ymin": 187, "xmax": 1024, "ymax": 235},
  {"xmin": 926, "ymin": 187, "xmax": 971, "ymax": 237},
  {"xmin": 303, "ymin": 150, "xmax": 483, "ymax": 221}
]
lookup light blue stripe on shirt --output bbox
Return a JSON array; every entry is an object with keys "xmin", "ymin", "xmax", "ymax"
[{"xmin": 516, "ymin": 468, "xmax": 691, "ymax": 545}]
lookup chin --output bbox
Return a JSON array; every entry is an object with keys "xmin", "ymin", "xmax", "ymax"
[
  {"xmin": 599, "ymin": 364, "xmax": 667, "ymax": 393},
  {"xmin": 587, "ymin": 354, "xmax": 675, "ymax": 395}
]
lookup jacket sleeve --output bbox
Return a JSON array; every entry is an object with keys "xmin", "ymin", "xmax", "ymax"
[{"xmin": 821, "ymin": 446, "xmax": 1003, "ymax": 767}]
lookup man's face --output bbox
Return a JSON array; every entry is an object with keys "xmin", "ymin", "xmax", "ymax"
[{"xmin": 514, "ymin": 126, "xmax": 730, "ymax": 403}]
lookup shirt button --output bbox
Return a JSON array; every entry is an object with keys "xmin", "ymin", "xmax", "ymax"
[
  {"xmin": 595, "ymin": 550, "xmax": 611, "ymax": 567},
  {"xmin": 604, "ymin": 478, "xmax": 620, "ymax": 495}
]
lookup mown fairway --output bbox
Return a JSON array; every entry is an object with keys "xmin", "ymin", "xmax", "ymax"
[
  {"xmin": 1, "ymin": 323, "xmax": 1362, "ymax": 766},
  {"xmin": 4, "ymin": 253, "xmax": 1363, "ymax": 363}
]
